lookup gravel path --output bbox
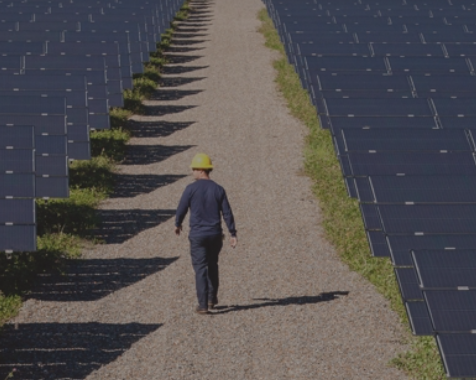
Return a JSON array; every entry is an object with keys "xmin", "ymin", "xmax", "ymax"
[{"xmin": 5, "ymin": 0, "xmax": 410, "ymax": 379}]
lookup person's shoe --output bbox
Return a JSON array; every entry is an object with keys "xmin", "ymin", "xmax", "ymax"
[
  {"xmin": 195, "ymin": 306, "xmax": 209, "ymax": 315},
  {"xmin": 208, "ymin": 297, "xmax": 218, "ymax": 310}
]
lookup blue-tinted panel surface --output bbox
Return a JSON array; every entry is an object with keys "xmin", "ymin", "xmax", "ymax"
[
  {"xmin": 425, "ymin": 290, "xmax": 476, "ymax": 332},
  {"xmin": 433, "ymin": 98, "xmax": 476, "ymax": 117},
  {"xmin": 388, "ymin": 57, "xmax": 470, "ymax": 73},
  {"xmin": 0, "ymin": 199, "xmax": 35, "ymax": 224},
  {"xmin": 0, "ymin": 126, "xmax": 34, "ymax": 149},
  {"xmin": 396, "ymin": 268, "xmax": 423, "ymax": 300},
  {"xmin": 387, "ymin": 234, "xmax": 476, "ymax": 267},
  {"xmin": 312, "ymin": 72, "xmax": 411, "ymax": 91},
  {"xmin": 406, "ymin": 301, "xmax": 433, "ymax": 336},
  {"xmin": 35, "ymin": 136, "xmax": 68, "ymax": 156},
  {"xmin": 437, "ymin": 334, "xmax": 476, "ymax": 378},
  {"xmin": 296, "ymin": 42, "xmax": 370, "ymax": 56},
  {"xmin": 35, "ymin": 156, "xmax": 68, "ymax": 177},
  {"xmin": 305, "ymin": 56, "xmax": 387, "ymax": 71},
  {"xmin": 325, "ymin": 98, "xmax": 432, "ymax": 116},
  {"xmin": 354, "ymin": 177, "xmax": 374, "ymax": 202},
  {"xmin": 0, "ymin": 115, "xmax": 66, "ymax": 135},
  {"xmin": 0, "ymin": 225, "xmax": 36, "ymax": 251},
  {"xmin": 411, "ymin": 75, "xmax": 476, "ymax": 92},
  {"xmin": 342, "ymin": 129, "xmax": 471, "ymax": 152},
  {"xmin": 366, "ymin": 230, "xmax": 391, "ymax": 257},
  {"xmin": 0, "ymin": 96, "xmax": 66, "ymax": 115},
  {"xmin": 439, "ymin": 117, "xmax": 476, "ymax": 129},
  {"xmin": 35, "ymin": 176, "xmax": 69, "ymax": 198},
  {"xmin": 370, "ymin": 176, "xmax": 476, "ymax": 204},
  {"xmin": 348, "ymin": 152, "xmax": 476, "ymax": 176},
  {"xmin": 0, "ymin": 173, "xmax": 35, "ymax": 198},
  {"xmin": 0, "ymin": 150, "xmax": 34, "ymax": 173},
  {"xmin": 328, "ymin": 116, "xmax": 438, "ymax": 131},
  {"xmin": 360, "ymin": 204, "xmax": 382, "ymax": 230},
  {"xmin": 412, "ymin": 250, "xmax": 476, "ymax": 289},
  {"xmin": 379, "ymin": 204, "xmax": 476, "ymax": 234},
  {"xmin": 371, "ymin": 43, "xmax": 444, "ymax": 57}
]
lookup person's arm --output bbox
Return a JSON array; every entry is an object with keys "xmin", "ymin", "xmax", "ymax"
[
  {"xmin": 221, "ymin": 191, "xmax": 237, "ymax": 248},
  {"xmin": 175, "ymin": 187, "xmax": 190, "ymax": 236}
]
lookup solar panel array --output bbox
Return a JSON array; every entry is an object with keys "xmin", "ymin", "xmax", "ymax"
[
  {"xmin": 0, "ymin": 0, "xmax": 184, "ymax": 253},
  {"xmin": 264, "ymin": 0, "xmax": 476, "ymax": 377}
]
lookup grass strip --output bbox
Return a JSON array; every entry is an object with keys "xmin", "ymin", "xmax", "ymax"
[
  {"xmin": 257, "ymin": 8, "xmax": 445, "ymax": 380},
  {"xmin": 0, "ymin": 2, "xmax": 191, "ymax": 329}
]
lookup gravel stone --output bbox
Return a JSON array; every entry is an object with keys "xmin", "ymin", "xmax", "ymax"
[{"xmin": 7, "ymin": 0, "xmax": 410, "ymax": 378}]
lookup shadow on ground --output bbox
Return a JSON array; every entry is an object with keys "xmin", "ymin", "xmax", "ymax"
[
  {"xmin": 27, "ymin": 257, "xmax": 178, "ymax": 301},
  {"xmin": 165, "ymin": 54, "xmax": 203, "ymax": 64},
  {"xmin": 126, "ymin": 120, "xmax": 195, "ymax": 138},
  {"xmin": 165, "ymin": 46, "xmax": 205, "ymax": 53},
  {"xmin": 94, "ymin": 209, "xmax": 176, "ymax": 244},
  {"xmin": 170, "ymin": 41, "xmax": 208, "ymax": 47},
  {"xmin": 144, "ymin": 104, "xmax": 197, "ymax": 116},
  {"xmin": 212, "ymin": 291, "xmax": 350, "ymax": 314},
  {"xmin": 0, "ymin": 322, "xmax": 161, "ymax": 379},
  {"xmin": 161, "ymin": 66, "xmax": 208, "ymax": 75},
  {"xmin": 111, "ymin": 174, "xmax": 187, "ymax": 198},
  {"xmin": 175, "ymin": 27, "xmax": 208, "ymax": 33},
  {"xmin": 122, "ymin": 144, "xmax": 194, "ymax": 165},
  {"xmin": 159, "ymin": 76, "xmax": 205, "ymax": 87},
  {"xmin": 173, "ymin": 33, "xmax": 209, "ymax": 38},
  {"xmin": 149, "ymin": 88, "xmax": 203, "ymax": 101}
]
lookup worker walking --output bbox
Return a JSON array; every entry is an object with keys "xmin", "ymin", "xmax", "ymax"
[{"xmin": 175, "ymin": 153, "xmax": 238, "ymax": 315}]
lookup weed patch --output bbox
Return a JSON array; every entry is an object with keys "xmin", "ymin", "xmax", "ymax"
[{"xmin": 258, "ymin": 8, "xmax": 445, "ymax": 380}]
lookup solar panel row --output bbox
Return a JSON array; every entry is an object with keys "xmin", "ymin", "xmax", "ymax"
[
  {"xmin": 0, "ymin": 0, "xmax": 184, "ymax": 253},
  {"xmin": 265, "ymin": 0, "xmax": 476, "ymax": 376}
]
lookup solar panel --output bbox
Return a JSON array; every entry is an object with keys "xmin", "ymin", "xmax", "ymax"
[
  {"xmin": 439, "ymin": 117, "xmax": 476, "ymax": 129},
  {"xmin": 0, "ymin": 56, "xmax": 24, "ymax": 69},
  {"xmin": 0, "ymin": 199, "xmax": 35, "ymax": 223},
  {"xmin": 348, "ymin": 151, "xmax": 476, "ymax": 176},
  {"xmin": 312, "ymin": 72, "xmax": 411, "ymax": 91},
  {"xmin": 386, "ymin": 234, "xmax": 476, "ymax": 267},
  {"xmin": 412, "ymin": 249, "xmax": 476, "ymax": 290},
  {"xmin": 437, "ymin": 334, "xmax": 476, "ymax": 378},
  {"xmin": 296, "ymin": 42, "xmax": 371, "ymax": 56},
  {"xmin": 0, "ymin": 41, "xmax": 46, "ymax": 55},
  {"xmin": 305, "ymin": 56, "xmax": 387, "ymax": 72},
  {"xmin": 0, "ymin": 225, "xmax": 36, "ymax": 251},
  {"xmin": 0, "ymin": 30, "xmax": 64, "ymax": 42},
  {"xmin": 0, "ymin": 173, "xmax": 35, "ymax": 198},
  {"xmin": 24, "ymin": 56, "xmax": 107, "ymax": 70},
  {"xmin": 445, "ymin": 44, "xmax": 476, "ymax": 57},
  {"xmin": 423, "ymin": 31, "xmax": 476, "ymax": 43},
  {"xmin": 327, "ymin": 116, "xmax": 439, "ymax": 131},
  {"xmin": 0, "ymin": 149, "xmax": 34, "ymax": 173},
  {"xmin": 366, "ymin": 230, "xmax": 391, "ymax": 257},
  {"xmin": 0, "ymin": 74, "xmax": 88, "ymax": 91},
  {"xmin": 18, "ymin": 20, "xmax": 81, "ymax": 32},
  {"xmin": 36, "ymin": 135, "xmax": 68, "ymax": 156},
  {"xmin": 388, "ymin": 57, "xmax": 471, "ymax": 73},
  {"xmin": 0, "ymin": 95, "xmax": 66, "ymax": 115},
  {"xmin": 360, "ymin": 204, "xmax": 382, "ymax": 230},
  {"xmin": 0, "ymin": 125, "xmax": 34, "ymax": 149},
  {"xmin": 356, "ymin": 32, "xmax": 423, "ymax": 43},
  {"xmin": 406, "ymin": 301, "xmax": 434, "ymax": 335},
  {"xmin": 379, "ymin": 204, "xmax": 476, "ymax": 234},
  {"xmin": 411, "ymin": 75, "xmax": 476, "ymax": 92},
  {"xmin": 370, "ymin": 42, "xmax": 445, "ymax": 57},
  {"xmin": 67, "ymin": 141, "xmax": 91, "ymax": 160},
  {"xmin": 424, "ymin": 290, "xmax": 476, "ymax": 332},
  {"xmin": 433, "ymin": 98, "xmax": 476, "ymax": 116},
  {"xmin": 395, "ymin": 267, "xmax": 424, "ymax": 300},
  {"xmin": 0, "ymin": 115, "xmax": 66, "ymax": 135},
  {"xmin": 35, "ymin": 155, "xmax": 68, "ymax": 177},
  {"xmin": 342, "ymin": 129, "xmax": 471, "ymax": 152},
  {"xmin": 367, "ymin": 175, "xmax": 476, "ymax": 204},
  {"xmin": 0, "ymin": 90, "xmax": 88, "ymax": 108},
  {"xmin": 324, "ymin": 98, "xmax": 432, "ymax": 116},
  {"xmin": 36, "ymin": 176, "xmax": 69, "ymax": 198}
]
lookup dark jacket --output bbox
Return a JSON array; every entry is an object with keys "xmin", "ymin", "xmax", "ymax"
[{"xmin": 175, "ymin": 179, "xmax": 237, "ymax": 238}]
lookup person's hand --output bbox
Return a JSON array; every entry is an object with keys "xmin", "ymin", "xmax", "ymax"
[
  {"xmin": 230, "ymin": 236, "xmax": 238, "ymax": 248},
  {"xmin": 175, "ymin": 226, "xmax": 182, "ymax": 236}
]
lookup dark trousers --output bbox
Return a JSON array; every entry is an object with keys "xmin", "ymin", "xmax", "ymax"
[{"xmin": 189, "ymin": 234, "xmax": 223, "ymax": 309}]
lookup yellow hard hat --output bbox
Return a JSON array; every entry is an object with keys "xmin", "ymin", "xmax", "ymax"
[{"xmin": 190, "ymin": 153, "xmax": 214, "ymax": 169}]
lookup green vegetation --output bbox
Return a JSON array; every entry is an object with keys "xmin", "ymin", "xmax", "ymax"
[
  {"xmin": 0, "ymin": 4, "xmax": 191, "ymax": 329},
  {"xmin": 258, "ymin": 8, "xmax": 445, "ymax": 380}
]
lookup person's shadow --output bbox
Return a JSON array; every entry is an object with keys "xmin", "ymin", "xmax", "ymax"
[{"xmin": 211, "ymin": 291, "xmax": 350, "ymax": 314}]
